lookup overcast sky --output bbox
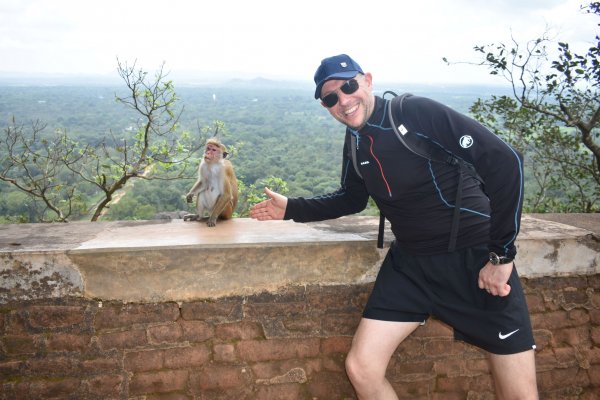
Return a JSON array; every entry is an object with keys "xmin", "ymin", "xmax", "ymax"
[{"xmin": 0, "ymin": 0, "xmax": 597, "ymax": 85}]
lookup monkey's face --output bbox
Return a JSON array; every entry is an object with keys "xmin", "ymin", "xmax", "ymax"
[{"xmin": 204, "ymin": 144, "xmax": 223, "ymax": 162}]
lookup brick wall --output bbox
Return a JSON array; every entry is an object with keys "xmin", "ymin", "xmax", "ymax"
[{"xmin": 1, "ymin": 276, "xmax": 599, "ymax": 399}]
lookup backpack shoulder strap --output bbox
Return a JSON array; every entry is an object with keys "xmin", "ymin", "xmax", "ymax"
[
  {"xmin": 347, "ymin": 132, "xmax": 362, "ymax": 179},
  {"xmin": 388, "ymin": 94, "xmax": 456, "ymax": 165}
]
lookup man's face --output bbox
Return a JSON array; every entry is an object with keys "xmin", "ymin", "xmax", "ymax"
[{"xmin": 320, "ymin": 73, "xmax": 374, "ymax": 130}]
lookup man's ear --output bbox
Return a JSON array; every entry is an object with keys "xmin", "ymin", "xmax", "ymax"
[{"xmin": 363, "ymin": 72, "xmax": 373, "ymax": 89}]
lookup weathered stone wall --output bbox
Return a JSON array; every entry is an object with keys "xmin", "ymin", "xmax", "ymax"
[
  {"xmin": 1, "ymin": 277, "xmax": 600, "ymax": 399},
  {"xmin": 0, "ymin": 216, "xmax": 599, "ymax": 399}
]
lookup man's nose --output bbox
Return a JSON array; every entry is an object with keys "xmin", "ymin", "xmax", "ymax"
[{"xmin": 337, "ymin": 91, "xmax": 352, "ymax": 106}]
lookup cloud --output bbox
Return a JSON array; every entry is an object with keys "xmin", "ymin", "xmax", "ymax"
[{"xmin": 0, "ymin": 0, "xmax": 596, "ymax": 85}]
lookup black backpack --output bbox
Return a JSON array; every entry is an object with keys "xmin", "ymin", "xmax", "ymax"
[{"xmin": 347, "ymin": 92, "xmax": 482, "ymax": 250}]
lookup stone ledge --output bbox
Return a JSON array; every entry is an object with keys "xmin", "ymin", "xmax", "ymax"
[{"xmin": 1, "ymin": 215, "xmax": 598, "ymax": 303}]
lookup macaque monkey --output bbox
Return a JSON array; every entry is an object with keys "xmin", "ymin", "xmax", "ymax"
[{"xmin": 183, "ymin": 138, "xmax": 238, "ymax": 227}]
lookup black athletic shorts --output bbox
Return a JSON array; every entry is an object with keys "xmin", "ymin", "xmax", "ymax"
[{"xmin": 363, "ymin": 241, "xmax": 536, "ymax": 355}]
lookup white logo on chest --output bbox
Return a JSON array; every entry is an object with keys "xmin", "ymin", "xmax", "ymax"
[{"xmin": 459, "ymin": 135, "xmax": 473, "ymax": 148}]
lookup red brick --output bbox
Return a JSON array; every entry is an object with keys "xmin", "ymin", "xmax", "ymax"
[
  {"xmin": 179, "ymin": 320, "xmax": 213, "ymax": 342},
  {"xmin": 322, "ymin": 314, "xmax": 360, "ymax": 336},
  {"xmin": 25, "ymin": 356, "xmax": 79, "ymax": 377},
  {"xmin": 4, "ymin": 310, "xmax": 27, "ymax": 334},
  {"xmin": 535, "ymin": 348, "xmax": 559, "ymax": 371},
  {"xmin": 95, "ymin": 302, "xmax": 180, "ymax": 330},
  {"xmin": 590, "ymin": 326, "xmax": 600, "ymax": 346},
  {"xmin": 552, "ymin": 326, "xmax": 592, "ymax": 347},
  {"xmin": 214, "ymin": 343, "xmax": 236, "ymax": 362},
  {"xmin": 532, "ymin": 328, "xmax": 553, "ymax": 350},
  {"xmin": 569, "ymin": 309, "xmax": 591, "ymax": 325},
  {"xmin": 81, "ymin": 357, "xmax": 121, "ymax": 373},
  {"xmin": 256, "ymin": 366, "xmax": 307, "ymax": 385},
  {"xmin": 181, "ymin": 299, "xmax": 243, "ymax": 322},
  {"xmin": 537, "ymin": 367, "xmax": 590, "ymax": 391},
  {"xmin": 307, "ymin": 370, "xmax": 355, "ymax": 399},
  {"xmin": 214, "ymin": 321, "xmax": 264, "ymax": 340},
  {"xmin": 423, "ymin": 338, "xmax": 468, "ymax": 358},
  {"xmin": 0, "ymin": 360, "xmax": 23, "ymax": 377},
  {"xmin": 465, "ymin": 357, "xmax": 490, "ymax": 375},
  {"xmin": 251, "ymin": 360, "xmax": 317, "ymax": 380},
  {"xmin": 255, "ymin": 383, "xmax": 304, "ymax": 400},
  {"xmin": 193, "ymin": 365, "xmax": 250, "ymax": 390},
  {"xmin": 282, "ymin": 318, "xmax": 321, "ymax": 334},
  {"xmin": 525, "ymin": 293, "xmax": 546, "ymax": 313},
  {"xmin": 45, "ymin": 333, "xmax": 91, "ymax": 352},
  {"xmin": 129, "ymin": 370, "xmax": 188, "ymax": 395},
  {"xmin": 553, "ymin": 347, "xmax": 580, "ymax": 367},
  {"xmin": 98, "ymin": 328, "xmax": 147, "ymax": 350},
  {"xmin": 589, "ymin": 357, "xmax": 600, "ymax": 385},
  {"xmin": 323, "ymin": 356, "xmax": 345, "ymax": 372},
  {"xmin": 27, "ymin": 305, "xmax": 86, "ymax": 329},
  {"xmin": 237, "ymin": 338, "xmax": 320, "ymax": 362},
  {"xmin": 396, "ymin": 358, "xmax": 434, "ymax": 377},
  {"xmin": 391, "ymin": 379, "xmax": 436, "ymax": 399},
  {"xmin": 306, "ymin": 285, "xmax": 368, "ymax": 312},
  {"xmin": 163, "ymin": 345, "xmax": 210, "ymax": 369},
  {"xmin": 124, "ymin": 349, "xmax": 164, "ymax": 372},
  {"xmin": 584, "ymin": 346, "xmax": 600, "ymax": 364},
  {"xmin": 2, "ymin": 334, "xmax": 37, "ymax": 355},
  {"xmin": 563, "ymin": 289, "xmax": 590, "ymax": 308},
  {"xmin": 244, "ymin": 301, "xmax": 308, "ymax": 318},
  {"xmin": 85, "ymin": 374, "xmax": 123, "ymax": 398},
  {"xmin": 321, "ymin": 336, "xmax": 352, "ymax": 354},
  {"xmin": 28, "ymin": 378, "xmax": 81, "ymax": 398},
  {"xmin": 145, "ymin": 394, "xmax": 191, "ymax": 400},
  {"xmin": 436, "ymin": 374, "xmax": 493, "ymax": 393},
  {"xmin": 148, "ymin": 322, "xmax": 182, "ymax": 344},
  {"xmin": 395, "ymin": 337, "xmax": 426, "ymax": 360},
  {"xmin": 531, "ymin": 310, "xmax": 569, "ymax": 330}
]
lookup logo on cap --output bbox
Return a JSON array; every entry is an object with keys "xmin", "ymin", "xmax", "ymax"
[{"xmin": 340, "ymin": 62, "xmax": 348, "ymax": 67}]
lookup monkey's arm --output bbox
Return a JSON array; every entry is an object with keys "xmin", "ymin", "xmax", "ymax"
[{"xmin": 186, "ymin": 179, "xmax": 207, "ymax": 203}]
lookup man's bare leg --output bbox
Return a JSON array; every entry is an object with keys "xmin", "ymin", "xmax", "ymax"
[
  {"xmin": 489, "ymin": 349, "xmax": 538, "ymax": 400},
  {"xmin": 346, "ymin": 318, "xmax": 421, "ymax": 400}
]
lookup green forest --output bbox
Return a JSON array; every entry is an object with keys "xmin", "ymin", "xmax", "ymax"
[{"xmin": 1, "ymin": 79, "xmax": 512, "ymax": 223}]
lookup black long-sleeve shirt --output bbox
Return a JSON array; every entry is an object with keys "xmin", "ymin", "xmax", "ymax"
[{"xmin": 284, "ymin": 95, "xmax": 524, "ymax": 259}]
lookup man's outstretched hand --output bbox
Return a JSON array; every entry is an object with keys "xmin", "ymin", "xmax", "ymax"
[{"xmin": 249, "ymin": 188, "xmax": 288, "ymax": 221}]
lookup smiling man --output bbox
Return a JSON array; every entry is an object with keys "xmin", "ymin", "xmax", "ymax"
[{"xmin": 250, "ymin": 54, "xmax": 538, "ymax": 400}]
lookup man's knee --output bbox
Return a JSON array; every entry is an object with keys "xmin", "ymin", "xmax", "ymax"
[
  {"xmin": 344, "ymin": 349, "xmax": 360, "ymax": 382},
  {"xmin": 345, "ymin": 347, "xmax": 382, "ymax": 386}
]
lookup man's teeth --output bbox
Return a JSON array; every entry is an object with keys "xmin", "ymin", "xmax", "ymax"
[{"xmin": 345, "ymin": 105, "xmax": 358, "ymax": 115}]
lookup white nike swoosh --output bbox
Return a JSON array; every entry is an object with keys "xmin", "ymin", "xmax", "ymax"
[{"xmin": 498, "ymin": 329, "xmax": 519, "ymax": 340}]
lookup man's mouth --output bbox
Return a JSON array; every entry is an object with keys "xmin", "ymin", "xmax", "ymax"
[{"xmin": 344, "ymin": 104, "xmax": 359, "ymax": 116}]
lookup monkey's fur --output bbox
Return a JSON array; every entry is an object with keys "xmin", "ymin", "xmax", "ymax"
[{"xmin": 183, "ymin": 138, "xmax": 238, "ymax": 227}]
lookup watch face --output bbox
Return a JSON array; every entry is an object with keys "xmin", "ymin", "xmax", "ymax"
[
  {"xmin": 489, "ymin": 252, "xmax": 512, "ymax": 265},
  {"xmin": 489, "ymin": 252, "xmax": 500, "ymax": 265}
]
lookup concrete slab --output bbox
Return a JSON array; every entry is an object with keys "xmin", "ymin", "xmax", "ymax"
[{"xmin": 1, "ymin": 215, "xmax": 598, "ymax": 303}]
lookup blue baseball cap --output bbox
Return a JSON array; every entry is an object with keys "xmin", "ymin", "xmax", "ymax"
[{"xmin": 313, "ymin": 54, "xmax": 364, "ymax": 99}]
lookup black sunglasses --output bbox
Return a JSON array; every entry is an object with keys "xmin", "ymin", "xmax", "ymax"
[{"xmin": 321, "ymin": 78, "xmax": 360, "ymax": 108}]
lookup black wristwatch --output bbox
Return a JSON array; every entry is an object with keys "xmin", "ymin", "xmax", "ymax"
[{"xmin": 489, "ymin": 252, "xmax": 514, "ymax": 265}]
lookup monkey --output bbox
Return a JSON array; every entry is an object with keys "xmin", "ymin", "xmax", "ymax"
[{"xmin": 183, "ymin": 138, "xmax": 238, "ymax": 227}]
